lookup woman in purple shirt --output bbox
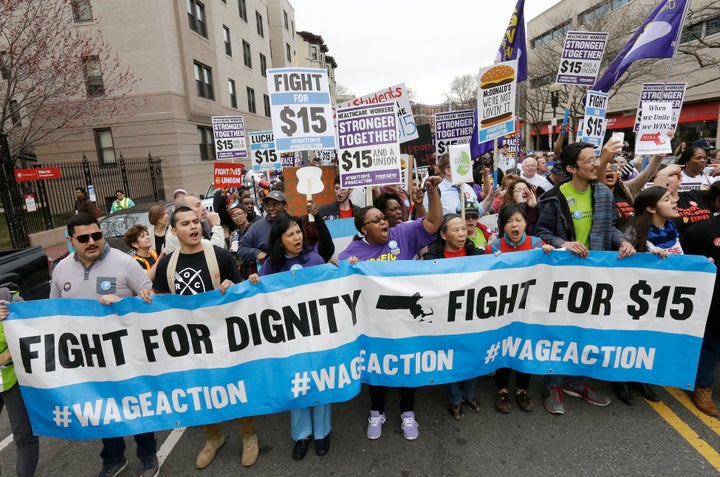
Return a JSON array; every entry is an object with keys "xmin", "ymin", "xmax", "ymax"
[{"xmin": 338, "ymin": 176, "xmax": 443, "ymax": 441}]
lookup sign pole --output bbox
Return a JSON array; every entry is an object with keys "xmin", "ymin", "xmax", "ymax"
[{"xmin": 0, "ymin": 134, "xmax": 30, "ymax": 248}]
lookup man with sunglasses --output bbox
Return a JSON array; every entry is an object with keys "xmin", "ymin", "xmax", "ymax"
[
  {"xmin": 536, "ymin": 138, "xmax": 636, "ymax": 416},
  {"xmin": 50, "ymin": 213, "xmax": 158, "ymax": 477}
]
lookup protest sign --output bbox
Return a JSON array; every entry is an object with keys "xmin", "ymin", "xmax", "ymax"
[
  {"xmin": 282, "ymin": 165, "xmax": 336, "ymax": 216},
  {"xmin": 213, "ymin": 162, "xmax": 244, "ymax": 187},
  {"xmin": 6, "ymin": 252, "xmax": 713, "ymax": 440},
  {"xmin": 400, "ymin": 124, "xmax": 434, "ymax": 167},
  {"xmin": 635, "ymin": 101, "xmax": 674, "ymax": 155},
  {"xmin": 212, "ymin": 116, "xmax": 247, "ymax": 160},
  {"xmin": 633, "ymin": 83, "xmax": 686, "ymax": 132},
  {"xmin": 248, "ymin": 130, "xmax": 279, "ymax": 173},
  {"xmin": 337, "ymin": 101, "xmax": 401, "ymax": 188},
  {"xmin": 581, "ymin": 90, "xmax": 609, "ymax": 150},
  {"xmin": 435, "ymin": 110, "xmax": 475, "ymax": 156},
  {"xmin": 478, "ymin": 60, "xmax": 517, "ymax": 143},
  {"xmin": 449, "ymin": 144, "xmax": 473, "ymax": 184},
  {"xmin": 266, "ymin": 67, "xmax": 336, "ymax": 152},
  {"xmin": 337, "ymin": 83, "xmax": 418, "ymax": 143},
  {"xmin": 556, "ymin": 31, "xmax": 609, "ymax": 86}
]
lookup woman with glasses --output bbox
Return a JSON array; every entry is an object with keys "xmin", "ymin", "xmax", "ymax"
[{"xmin": 338, "ymin": 176, "xmax": 443, "ymax": 442}]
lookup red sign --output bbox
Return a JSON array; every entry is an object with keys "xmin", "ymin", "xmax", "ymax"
[
  {"xmin": 213, "ymin": 162, "xmax": 244, "ymax": 187},
  {"xmin": 14, "ymin": 167, "xmax": 61, "ymax": 182}
]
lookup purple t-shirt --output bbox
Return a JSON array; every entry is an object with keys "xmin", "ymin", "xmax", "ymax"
[
  {"xmin": 338, "ymin": 218, "xmax": 436, "ymax": 261},
  {"xmin": 258, "ymin": 251, "xmax": 326, "ymax": 275}
]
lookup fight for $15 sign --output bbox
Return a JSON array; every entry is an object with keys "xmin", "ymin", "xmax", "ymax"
[
  {"xmin": 266, "ymin": 67, "xmax": 336, "ymax": 153},
  {"xmin": 337, "ymin": 101, "xmax": 401, "ymax": 188},
  {"xmin": 477, "ymin": 60, "xmax": 517, "ymax": 143},
  {"xmin": 581, "ymin": 90, "xmax": 608, "ymax": 150}
]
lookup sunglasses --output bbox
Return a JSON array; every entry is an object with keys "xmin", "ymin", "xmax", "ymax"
[
  {"xmin": 74, "ymin": 231, "xmax": 103, "ymax": 243},
  {"xmin": 364, "ymin": 215, "xmax": 387, "ymax": 225}
]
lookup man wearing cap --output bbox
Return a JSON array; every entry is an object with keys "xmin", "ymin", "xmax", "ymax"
[
  {"xmin": 173, "ymin": 189, "xmax": 187, "ymax": 200},
  {"xmin": 463, "ymin": 201, "xmax": 490, "ymax": 248},
  {"xmin": 236, "ymin": 190, "xmax": 288, "ymax": 266}
]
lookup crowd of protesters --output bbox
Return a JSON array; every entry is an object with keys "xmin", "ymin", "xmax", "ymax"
[{"xmin": 1, "ymin": 133, "xmax": 720, "ymax": 476}]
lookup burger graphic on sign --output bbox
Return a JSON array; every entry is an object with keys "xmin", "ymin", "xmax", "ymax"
[{"xmin": 479, "ymin": 64, "xmax": 516, "ymax": 128}]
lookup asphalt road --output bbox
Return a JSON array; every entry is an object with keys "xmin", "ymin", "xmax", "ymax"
[{"xmin": 1, "ymin": 378, "xmax": 719, "ymax": 476}]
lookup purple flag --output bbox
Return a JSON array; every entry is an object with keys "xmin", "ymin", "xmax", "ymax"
[
  {"xmin": 472, "ymin": 0, "xmax": 526, "ymax": 158},
  {"xmin": 593, "ymin": 0, "xmax": 687, "ymax": 92}
]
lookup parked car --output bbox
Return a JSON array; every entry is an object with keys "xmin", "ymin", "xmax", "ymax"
[
  {"xmin": 201, "ymin": 185, "xmax": 221, "ymax": 212},
  {"xmin": 0, "ymin": 246, "xmax": 51, "ymax": 299},
  {"xmin": 99, "ymin": 202, "xmax": 172, "ymax": 253}
]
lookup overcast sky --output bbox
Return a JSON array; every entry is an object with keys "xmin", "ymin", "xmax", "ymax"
[{"xmin": 290, "ymin": 0, "xmax": 563, "ymax": 104}]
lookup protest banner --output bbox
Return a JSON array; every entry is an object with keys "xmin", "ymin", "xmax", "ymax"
[
  {"xmin": 336, "ymin": 101, "xmax": 401, "ymax": 189},
  {"xmin": 5, "ymin": 252, "xmax": 713, "ymax": 440},
  {"xmin": 434, "ymin": 110, "xmax": 475, "ymax": 156},
  {"xmin": 248, "ymin": 130, "xmax": 280, "ymax": 173},
  {"xmin": 635, "ymin": 101, "xmax": 674, "ymax": 155},
  {"xmin": 213, "ymin": 162, "xmax": 244, "ymax": 187},
  {"xmin": 337, "ymin": 83, "xmax": 418, "ymax": 143},
  {"xmin": 581, "ymin": 90, "xmax": 609, "ymax": 150},
  {"xmin": 556, "ymin": 31, "xmax": 609, "ymax": 86},
  {"xmin": 212, "ymin": 116, "xmax": 247, "ymax": 160},
  {"xmin": 478, "ymin": 60, "xmax": 517, "ymax": 143},
  {"xmin": 633, "ymin": 83, "xmax": 686, "ymax": 132},
  {"xmin": 400, "ymin": 124, "xmax": 434, "ymax": 167},
  {"xmin": 266, "ymin": 67, "xmax": 336, "ymax": 152}
]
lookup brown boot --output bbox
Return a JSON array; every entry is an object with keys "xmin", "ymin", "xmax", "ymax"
[
  {"xmin": 692, "ymin": 387, "xmax": 719, "ymax": 417},
  {"xmin": 241, "ymin": 433, "xmax": 259, "ymax": 467},
  {"xmin": 195, "ymin": 435, "xmax": 226, "ymax": 469}
]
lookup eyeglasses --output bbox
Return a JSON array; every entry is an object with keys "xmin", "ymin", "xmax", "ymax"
[
  {"xmin": 74, "ymin": 231, "xmax": 103, "ymax": 243},
  {"xmin": 364, "ymin": 215, "xmax": 387, "ymax": 225},
  {"xmin": 231, "ymin": 213, "xmax": 246, "ymax": 219},
  {"xmin": 577, "ymin": 157, "xmax": 600, "ymax": 166},
  {"xmin": 608, "ymin": 164, "xmax": 619, "ymax": 172}
]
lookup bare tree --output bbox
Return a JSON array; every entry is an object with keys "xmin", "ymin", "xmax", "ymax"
[
  {"xmin": 0, "ymin": 0, "xmax": 139, "ymax": 162},
  {"xmin": 445, "ymin": 74, "xmax": 478, "ymax": 109},
  {"xmin": 335, "ymin": 83, "xmax": 352, "ymax": 96}
]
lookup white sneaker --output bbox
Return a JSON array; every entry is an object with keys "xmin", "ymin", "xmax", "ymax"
[{"xmin": 366, "ymin": 410, "xmax": 385, "ymax": 439}]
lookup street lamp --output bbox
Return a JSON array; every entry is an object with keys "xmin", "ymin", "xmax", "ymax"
[{"xmin": 548, "ymin": 83, "xmax": 562, "ymax": 150}]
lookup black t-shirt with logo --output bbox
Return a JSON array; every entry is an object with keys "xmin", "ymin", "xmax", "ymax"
[
  {"xmin": 153, "ymin": 246, "xmax": 241, "ymax": 295},
  {"xmin": 674, "ymin": 189, "xmax": 714, "ymax": 235}
]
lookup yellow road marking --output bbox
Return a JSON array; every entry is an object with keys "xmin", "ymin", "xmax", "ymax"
[
  {"xmin": 664, "ymin": 387, "xmax": 720, "ymax": 437},
  {"xmin": 642, "ymin": 388, "xmax": 720, "ymax": 472}
]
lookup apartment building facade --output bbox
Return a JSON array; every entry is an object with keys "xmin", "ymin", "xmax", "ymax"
[{"xmin": 526, "ymin": 0, "xmax": 720, "ymax": 150}]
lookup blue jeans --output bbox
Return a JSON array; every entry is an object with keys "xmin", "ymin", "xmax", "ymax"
[
  {"xmin": 100, "ymin": 433, "xmax": 156, "ymax": 466},
  {"xmin": 696, "ymin": 336, "xmax": 720, "ymax": 388},
  {"xmin": 291, "ymin": 404, "xmax": 332, "ymax": 441},
  {"xmin": 445, "ymin": 378, "xmax": 476, "ymax": 406}
]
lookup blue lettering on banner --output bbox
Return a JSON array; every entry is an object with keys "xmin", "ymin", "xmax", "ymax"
[{"xmin": 5, "ymin": 252, "xmax": 714, "ymax": 439}]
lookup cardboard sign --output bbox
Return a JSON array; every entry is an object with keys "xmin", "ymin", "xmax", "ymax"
[
  {"xmin": 283, "ymin": 166, "xmax": 337, "ymax": 216},
  {"xmin": 449, "ymin": 144, "xmax": 473, "ymax": 184},
  {"xmin": 435, "ymin": 110, "xmax": 474, "ymax": 156},
  {"xmin": 556, "ymin": 31, "xmax": 609, "ymax": 86},
  {"xmin": 212, "ymin": 116, "xmax": 247, "ymax": 160},
  {"xmin": 635, "ymin": 101, "xmax": 673, "ymax": 155},
  {"xmin": 248, "ymin": 131, "xmax": 280, "ymax": 172},
  {"xmin": 477, "ymin": 60, "xmax": 518, "ymax": 143},
  {"xmin": 633, "ymin": 83, "xmax": 686, "ymax": 132},
  {"xmin": 581, "ymin": 91, "xmax": 609, "ymax": 150},
  {"xmin": 213, "ymin": 162, "xmax": 244, "ymax": 187}
]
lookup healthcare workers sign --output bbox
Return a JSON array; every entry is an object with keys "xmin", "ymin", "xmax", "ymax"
[{"xmin": 5, "ymin": 252, "xmax": 713, "ymax": 439}]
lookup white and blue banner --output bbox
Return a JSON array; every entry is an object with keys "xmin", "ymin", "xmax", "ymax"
[{"xmin": 5, "ymin": 252, "xmax": 713, "ymax": 439}]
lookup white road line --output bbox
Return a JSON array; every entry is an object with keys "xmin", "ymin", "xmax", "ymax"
[
  {"xmin": 157, "ymin": 427, "xmax": 186, "ymax": 467},
  {"xmin": 0, "ymin": 433, "xmax": 12, "ymax": 452}
]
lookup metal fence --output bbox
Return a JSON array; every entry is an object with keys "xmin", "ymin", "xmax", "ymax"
[{"xmin": 18, "ymin": 154, "xmax": 166, "ymax": 233}]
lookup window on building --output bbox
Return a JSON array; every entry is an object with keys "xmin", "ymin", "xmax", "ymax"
[
  {"xmin": 71, "ymin": 0, "xmax": 93, "ymax": 22},
  {"xmin": 247, "ymin": 87, "xmax": 256, "ymax": 114},
  {"xmin": 708, "ymin": 17, "xmax": 720, "ymax": 37},
  {"xmin": 256, "ymin": 11, "xmax": 264, "ymax": 37},
  {"xmin": 223, "ymin": 26, "xmax": 232, "ymax": 56},
  {"xmin": 681, "ymin": 22, "xmax": 704, "ymax": 43},
  {"xmin": 194, "ymin": 61, "xmax": 214, "ymax": 100},
  {"xmin": 238, "ymin": 0, "xmax": 247, "ymax": 21},
  {"xmin": 243, "ymin": 40, "xmax": 252, "ymax": 68},
  {"xmin": 198, "ymin": 126, "xmax": 215, "ymax": 161},
  {"xmin": 291, "ymin": 21, "xmax": 294, "ymax": 36},
  {"xmin": 0, "ymin": 51, "xmax": 9, "ymax": 80},
  {"xmin": 94, "ymin": 128, "xmax": 116, "ymax": 165},
  {"xmin": 187, "ymin": 0, "xmax": 207, "ymax": 37},
  {"xmin": 260, "ymin": 53, "xmax": 267, "ymax": 77},
  {"xmin": 286, "ymin": 43, "xmax": 292, "ymax": 62},
  {"xmin": 263, "ymin": 94, "xmax": 271, "ymax": 117},
  {"xmin": 8, "ymin": 100, "xmax": 20, "ymax": 126},
  {"xmin": 283, "ymin": 10, "xmax": 289, "ymax": 30},
  {"xmin": 310, "ymin": 45, "xmax": 318, "ymax": 60},
  {"xmin": 83, "ymin": 55, "xmax": 105, "ymax": 97},
  {"xmin": 229, "ymin": 79, "xmax": 237, "ymax": 108}
]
